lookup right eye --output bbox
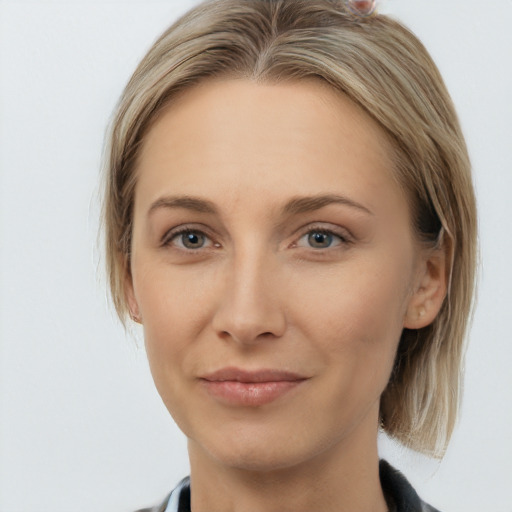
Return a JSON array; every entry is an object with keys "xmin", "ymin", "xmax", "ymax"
[{"xmin": 166, "ymin": 229, "xmax": 213, "ymax": 250}]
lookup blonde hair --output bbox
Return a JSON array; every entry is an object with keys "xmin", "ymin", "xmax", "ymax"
[{"xmin": 102, "ymin": 0, "xmax": 477, "ymax": 457}]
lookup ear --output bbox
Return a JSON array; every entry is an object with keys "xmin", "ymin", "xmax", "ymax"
[
  {"xmin": 404, "ymin": 236, "xmax": 451, "ymax": 329},
  {"xmin": 124, "ymin": 257, "xmax": 142, "ymax": 324}
]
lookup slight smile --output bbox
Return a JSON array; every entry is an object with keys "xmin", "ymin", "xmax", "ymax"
[{"xmin": 199, "ymin": 368, "xmax": 309, "ymax": 407}]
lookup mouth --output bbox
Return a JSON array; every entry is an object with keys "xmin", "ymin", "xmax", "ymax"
[{"xmin": 199, "ymin": 367, "xmax": 309, "ymax": 407}]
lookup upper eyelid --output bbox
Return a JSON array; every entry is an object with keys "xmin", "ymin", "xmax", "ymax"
[
  {"xmin": 162, "ymin": 223, "xmax": 211, "ymax": 240},
  {"xmin": 292, "ymin": 222, "xmax": 353, "ymax": 241}
]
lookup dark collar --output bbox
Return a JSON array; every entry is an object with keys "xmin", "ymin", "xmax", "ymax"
[{"xmin": 379, "ymin": 459, "xmax": 441, "ymax": 512}]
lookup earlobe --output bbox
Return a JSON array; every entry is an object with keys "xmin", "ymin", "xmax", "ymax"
[{"xmin": 404, "ymin": 241, "xmax": 450, "ymax": 330}]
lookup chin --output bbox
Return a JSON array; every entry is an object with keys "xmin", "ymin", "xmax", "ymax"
[
  {"xmin": 192, "ymin": 422, "xmax": 340, "ymax": 474},
  {"xmin": 211, "ymin": 445, "xmax": 310, "ymax": 473}
]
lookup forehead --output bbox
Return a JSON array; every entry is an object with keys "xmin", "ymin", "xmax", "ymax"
[{"xmin": 134, "ymin": 78, "xmax": 403, "ymax": 219}]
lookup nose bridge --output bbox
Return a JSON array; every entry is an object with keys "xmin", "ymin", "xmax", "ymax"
[{"xmin": 213, "ymin": 241, "xmax": 286, "ymax": 344}]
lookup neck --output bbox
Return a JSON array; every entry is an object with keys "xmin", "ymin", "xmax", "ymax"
[{"xmin": 187, "ymin": 417, "xmax": 388, "ymax": 512}]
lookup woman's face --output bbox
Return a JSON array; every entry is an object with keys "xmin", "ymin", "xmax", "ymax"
[{"xmin": 128, "ymin": 79, "xmax": 433, "ymax": 472}]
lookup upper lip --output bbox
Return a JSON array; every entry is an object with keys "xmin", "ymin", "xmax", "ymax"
[{"xmin": 200, "ymin": 367, "xmax": 307, "ymax": 383}]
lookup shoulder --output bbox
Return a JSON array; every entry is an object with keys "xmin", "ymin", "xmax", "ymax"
[{"xmin": 379, "ymin": 460, "xmax": 442, "ymax": 512}]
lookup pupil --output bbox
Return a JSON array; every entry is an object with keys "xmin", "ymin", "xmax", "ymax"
[
  {"xmin": 309, "ymin": 232, "xmax": 332, "ymax": 248},
  {"xmin": 183, "ymin": 232, "xmax": 203, "ymax": 248}
]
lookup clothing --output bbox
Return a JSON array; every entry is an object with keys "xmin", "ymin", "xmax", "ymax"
[{"xmin": 135, "ymin": 460, "xmax": 441, "ymax": 512}]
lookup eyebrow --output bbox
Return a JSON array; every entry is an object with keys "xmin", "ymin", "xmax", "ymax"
[
  {"xmin": 282, "ymin": 194, "xmax": 374, "ymax": 216},
  {"xmin": 148, "ymin": 195, "xmax": 218, "ymax": 216},
  {"xmin": 147, "ymin": 193, "xmax": 373, "ymax": 217}
]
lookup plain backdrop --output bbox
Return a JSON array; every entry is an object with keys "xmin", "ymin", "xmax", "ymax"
[{"xmin": 0, "ymin": 0, "xmax": 511, "ymax": 511}]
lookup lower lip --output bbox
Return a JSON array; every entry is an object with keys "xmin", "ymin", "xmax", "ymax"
[{"xmin": 200, "ymin": 380, "xmax": 305, "ymax": 406}]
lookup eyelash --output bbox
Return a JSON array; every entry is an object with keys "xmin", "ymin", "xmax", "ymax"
[
  {"xmin": 162, "ymin": 224, "xmax": 352, "ymax": 253},
  {"xmin": 162, "ymin": 227, "xmax": 216, "ymax": 251}
]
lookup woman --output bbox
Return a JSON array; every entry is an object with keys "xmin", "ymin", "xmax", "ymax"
[{"xmin": 102, "ymin": 0, "xmax": 477, "ymax": 510}]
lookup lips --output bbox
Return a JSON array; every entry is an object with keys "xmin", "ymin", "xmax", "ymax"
[{"xmin": 199, "ymin": 367, "xmax": 308, "ymax": 406}]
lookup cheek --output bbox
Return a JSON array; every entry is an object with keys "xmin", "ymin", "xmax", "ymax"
[
  {"xmin": 135, "ymin": 257, "xmax": 215, "ymax": 327},
  {"xmin": 299, "ymin": 254, "xmax": 410, "ymax": 335},
  {"xmin": 292, "ymin": 253, "xmax": 412, "ymax": 381},
  {"xmin": 135, "ymin": 269, "xmax": 208, "ymax": 429},
  {"xmin": 133, "ymin": 260, "xmax": 222, "ymax": 377}
]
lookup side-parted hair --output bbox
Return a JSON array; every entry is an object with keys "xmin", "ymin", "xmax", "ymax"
[{"xmin": 102, "ymin": 0, "xmax": 477, "ymax": 457}]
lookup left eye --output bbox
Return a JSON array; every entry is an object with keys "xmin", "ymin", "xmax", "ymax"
[
  {"xmin": 168, "ymin": 230, "xmax": 212, "ymax": 250},
  {"xmin": 298, "ymin": 230, "xmax": 344, "ymax": 249}
]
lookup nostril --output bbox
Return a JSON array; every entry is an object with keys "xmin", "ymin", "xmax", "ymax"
[{"xmin": 216, "ymin": 324, "xmax": 283, "ymax": 345}]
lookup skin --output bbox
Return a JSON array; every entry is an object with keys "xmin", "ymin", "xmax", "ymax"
[{"xmin": 126, "ymin": 78, "xmax": 447, "ymax": 512}]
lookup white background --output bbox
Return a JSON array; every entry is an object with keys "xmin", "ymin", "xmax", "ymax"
[{"xmin": 0, "ymin": 1, "xmax": 511, "ymax": 511}]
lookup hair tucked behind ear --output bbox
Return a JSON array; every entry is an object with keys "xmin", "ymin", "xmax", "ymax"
[{"xmin": 102, "ymin": 0, "xmax": 477, "ymax": 457}]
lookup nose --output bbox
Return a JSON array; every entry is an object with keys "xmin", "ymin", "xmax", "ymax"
[{"xmin": 212, "ymin": 251, "xmax": 287, "ymax": 345}]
